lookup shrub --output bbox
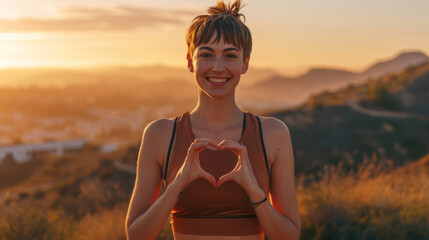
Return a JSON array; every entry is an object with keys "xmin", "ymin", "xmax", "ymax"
[
  {"xmin": 98, "ymin": 166, "xmax": 114, "ymax": 181},
  {"xmin": 366, "ymin": 85, "xmax": 400, "ymax": 111},
  {"xmin": 32, "ymin": 190, "xmax": 46, "ymax": 199},
  {"xmin": 75, "ymin": 205, "xmax": 127, "ymax": 240},
  {"xmin": 55, "ymin": 181, "xmax": 70, "ymax": 196},
  {"xmin": 18, "ymin": 192, "xmax": 29, "ymax": 200},
  {"xmin": 0, "ymin": 208, "xmax": 75, "ymax": 240}
]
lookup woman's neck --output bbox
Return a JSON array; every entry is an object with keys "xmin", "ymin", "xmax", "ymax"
[{"xmin": 190, "ymin": 91, "xmax": 242, "ymax": 130}]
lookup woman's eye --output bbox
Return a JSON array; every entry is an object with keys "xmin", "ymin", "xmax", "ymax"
[
  {"xmin": 225, "ymin": 54, "xmax": 238, "ymax": 59},
  {"xmin": 200, "ymin": 53, "xmax": 212, "ymax": 58}
]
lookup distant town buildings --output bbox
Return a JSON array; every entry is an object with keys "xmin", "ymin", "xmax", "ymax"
[
  {"xmin": 0, "ymin": 139, "xmax": 88, "ymax": 163},
  {"xmin": 0, "ymin": 105, "xmax": 174, "ymax": 164}
]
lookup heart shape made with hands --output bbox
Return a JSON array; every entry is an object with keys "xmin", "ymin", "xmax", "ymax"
[
  {"xmin": 199, "ymin": 148, "xmax": 238, "ymax": 181},
  {"xmin": 197, "ymin": 140, "xmax": 244, "ymax": 183}
]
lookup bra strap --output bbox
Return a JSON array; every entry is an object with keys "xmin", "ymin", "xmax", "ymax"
[
  {"xmin": 241, "ymin": 112, "xmax": 247, "ymax": 135},
  {"xmin": 164, "ymin": 117, "xmax": 178, "ymax": 181},
  {"xmin": 256, "ymin": 116, "xmax": 270, "ymax": 177}
]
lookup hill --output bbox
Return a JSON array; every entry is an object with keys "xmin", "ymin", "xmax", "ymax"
[
  {"xmin": 247, "ymin": 51, "xmax": 428, "ymax": 107},
  {"xmin": 301, "ymin": 61, "xmax": 429, "ymax": 115},
  {"xmin": 362, "ymin": 51, "xmax": 428, "ymax": 79},
  {"xmin": 0, "ymin": 148, "xmax": 135, "ymax": 209},
  {"xmin": 272, "ymin": 60, "xmax": 429, "ymax": 174},
  {"xmin": 0, "ymin": 148, "xmax": 136, "ymax": 240}
]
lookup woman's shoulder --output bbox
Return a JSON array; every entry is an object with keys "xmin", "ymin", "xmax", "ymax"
[
  {"xmin": 142, "ymin": 117, "xmax": 177, "ymax": 142},
  {"xmin": 139, "ymin": 117, "xmax": 178, "ymax": 164},
  {"xmin": 256, "ymin": 115, "xmax": 290, "ymax": 138},
  {"xmin": 255, "ymin": 115, "xmax": 292, "ymax": 165}
]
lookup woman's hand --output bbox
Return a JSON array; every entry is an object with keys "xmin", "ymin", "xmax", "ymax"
[
  {"xmin": 217, "ymin": 139, "xmax": 264, "ymax": 200},
  {"xmin": 174, "ymin": 138, "xmax": 218, "ymax": 191}
]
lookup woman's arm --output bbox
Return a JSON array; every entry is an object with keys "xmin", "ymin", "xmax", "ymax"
[
  {"xmin": 217, "ymin": 117, "xmax": 300, "ymax": 240},
  {"xmin": 126, "ymin": 119, "xmax": 180, "ymax": 240},
  {"xmin": 252, "ymin": 117, "xmax": 301, "ymax": 240},
  {"xmin": 126, "ymin": 119, "xmax": 219, "ymax": 240}
]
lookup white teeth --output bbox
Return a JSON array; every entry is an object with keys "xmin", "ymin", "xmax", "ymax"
[{"xmin": 208, "ymin": 78, "xmax": 228, "ymax": 83}]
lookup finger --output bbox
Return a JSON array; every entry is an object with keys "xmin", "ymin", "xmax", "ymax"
[
  {"xmin": 198, "ymin": 169, "xmax": 217, "ymax": 187},
  {"xmin": 218, "ymin": 140, "xmax": 247, "ymax": 155},
  {"xmin": 218, "ymin": 139, "xmax": 242, "ymax": 149},
  {"xmin": 218, "ymin": 139, "xmax": 237, "ymax": 146},
  {"xmin": 194, "ymin": 138, "xmax": 218, "ymax": 148},
  {"xmin": 187, "ymin": 142, "xmax": 214, "ymax": 157},
  {"xmin": 194, "ymin": 138, "xmax": 219, "ymax": 150},
  {"xmin": 217, "ymin": 171, "xmax": 235, "ymax": 188}
]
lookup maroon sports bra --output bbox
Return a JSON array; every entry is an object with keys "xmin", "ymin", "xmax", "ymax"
[{"xmin": 164, "ymin": 112, "xmax": 270, "ymax": 236}]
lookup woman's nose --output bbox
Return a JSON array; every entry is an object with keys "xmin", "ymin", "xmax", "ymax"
[{"xmin": 212, "ymin": 57, "xmax": 225, "ymax": 71}]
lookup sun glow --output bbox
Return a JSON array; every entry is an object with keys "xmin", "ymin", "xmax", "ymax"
[
  {"xmin": 0, "ymin": 33, "xmax": 49, "ymax": 69},
  {"xmin": 0, "ymin": 0, "xmax": 428, "ymax": 71},
  {"xmin": 0, "ymin": 33, "xmax": 46, "ymax": 40}
]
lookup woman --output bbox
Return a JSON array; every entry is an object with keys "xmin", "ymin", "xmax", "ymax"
[{"xmin": 126, "ymin": 1, "xmax": 300, "ymax": 239}]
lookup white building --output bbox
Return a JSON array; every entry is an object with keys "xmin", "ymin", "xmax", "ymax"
[{"xmin": 0, "ymin": 139, "xmax": 88, "ymax": 164}]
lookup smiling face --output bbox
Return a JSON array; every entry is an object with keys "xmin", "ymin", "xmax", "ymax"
[{"xmin": 188, "ymin": 34, "xmax": 249, "ymax": 100}]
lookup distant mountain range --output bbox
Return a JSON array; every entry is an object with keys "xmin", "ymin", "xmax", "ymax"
[
  {"xmin": 363, "ymin": 51, "xmax": 428, "ymax": 79},
  {"xmin": 1, "ymin": 50, "xmax": 427, "ymax": 112},
  {"xmin": 243, "ymin": 51, "xmax": 429, "ymax": 108},
  {"xmin": 299, "ymin": 60, "xmax": 429, "ymax": 114}
]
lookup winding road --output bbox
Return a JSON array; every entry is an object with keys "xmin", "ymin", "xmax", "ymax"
[{"xmin": 345, "ymin": 100, "xmax": 429, "ymax": 121}]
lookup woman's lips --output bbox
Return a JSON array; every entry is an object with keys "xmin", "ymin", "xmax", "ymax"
[
  {"xmin": 207, "ymin": 77, "xmax": 229, "ymax": 83},
  {"xmin": 206, "ymin": 77, "xmax": 230, "ymax": 86}
]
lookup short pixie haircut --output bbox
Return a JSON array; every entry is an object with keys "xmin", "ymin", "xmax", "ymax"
[{"xmin": 186, "ymin": 0, "xmax": 252, "ymax": 61}]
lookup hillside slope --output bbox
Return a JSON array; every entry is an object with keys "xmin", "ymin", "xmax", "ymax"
[
  {"xmin": 298, "ymin": 153, "xmax": 429, "ymax": 239},
  {"xmin": 301, "ymin": 61, "xmax": 429, "ymax": 115},
  {"xmin": 273, "ymin": 61, "xmax": 429, "ymax": 174}
]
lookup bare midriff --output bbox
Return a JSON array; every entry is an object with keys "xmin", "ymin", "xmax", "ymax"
[{"xmin": 173, "ymin": 232, "xmax": 264, "ymax": 240}]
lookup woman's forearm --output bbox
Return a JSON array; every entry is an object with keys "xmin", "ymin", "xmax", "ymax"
[
  {"xmin": 254, "ymin": 201, "xmax": 300, "ymax": 240},
  {"xmin": 127, "ymin": 139, "xmax": 219, "ymax": 239},
  {"xmin": 127, "ymin": 180, "xmax": 182, "ymax": 240},
  {"xmin": 247, "ymin": 188, "xmax": 300, "ymax": 240}
]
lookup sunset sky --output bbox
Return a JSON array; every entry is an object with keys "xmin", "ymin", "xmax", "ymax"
[{"xmin": 1, "ymin": 0, "xmax": 428, "ymax": 74}]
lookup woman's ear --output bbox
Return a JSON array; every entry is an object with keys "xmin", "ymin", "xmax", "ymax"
[
  {"xmin": 187, "ymin": 53, "xmax": 194, "ymax": 72},
  {"xmin": 241, "ymin": 56, "xmax": 250, "ymax": 74}
]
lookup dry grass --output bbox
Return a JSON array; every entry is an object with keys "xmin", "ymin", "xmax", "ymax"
[
  {"xmin": 297, "ymin": 153, "xmax": 429, "ymax": 240},
  {"xmin": 74, "ymin": 204, "xmax": 127, "ymax": 240},
  {"xmin": 0, "ymin": 208, "xmax": 74, "ymax": 240}
]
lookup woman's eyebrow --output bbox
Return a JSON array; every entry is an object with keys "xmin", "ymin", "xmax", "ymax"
[
  {"xmin": 198, "ymin": 46, "xmax": 214, "ymax": 51},
  {"xmin": 198, "ymin": 46, "xmax": 240, "ymax": 52},
  {"xmin": 224, "ymin": 47, "xmax": 240, "ymax": 52}
]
